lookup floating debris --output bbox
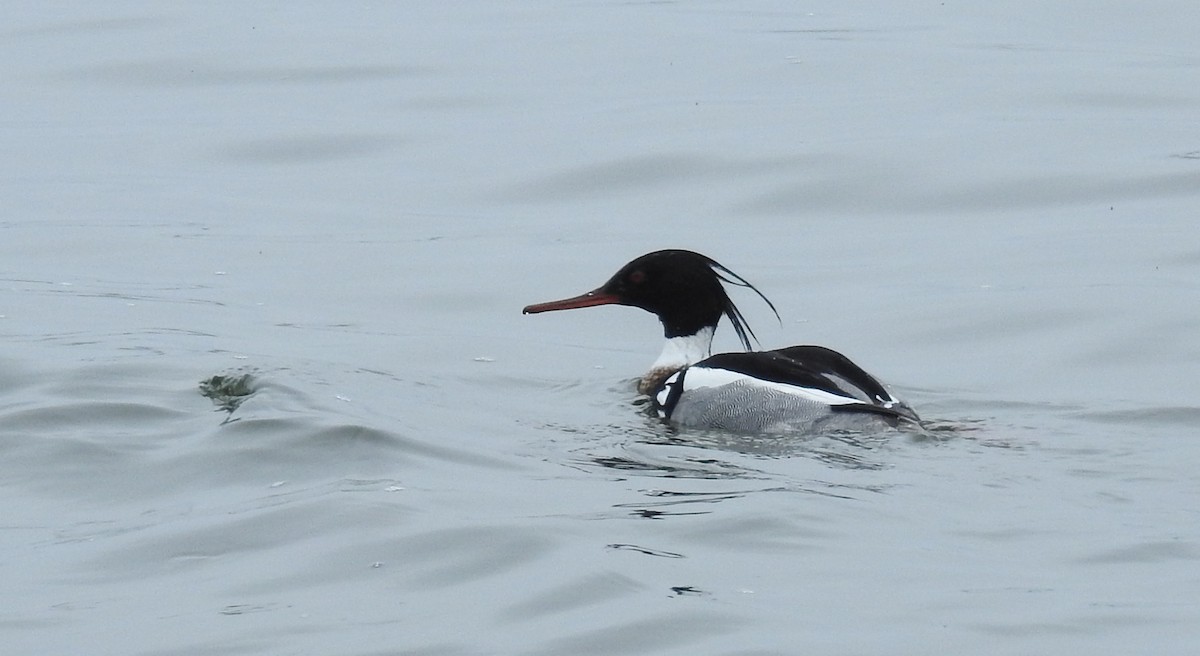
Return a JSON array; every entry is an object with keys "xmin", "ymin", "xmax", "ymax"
[{"xmin": 198, "ymin": 373, "xmax": 257, "ymax": 424}]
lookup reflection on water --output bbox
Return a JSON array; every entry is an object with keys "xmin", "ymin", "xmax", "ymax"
[
  {"xmin": 587, "ymin": 453, "xmax": 759, "ymax": 479},
  {"xmin": 4, "ymin": 1, "xmax": 1200, "ymax": 654},
  {"xmin": 581, "ymin": 400, "xmax": 937, "ymax": 474},
  {"xmin": 606, "ymin": 543, "xmax": 686, "ymax": 558}
]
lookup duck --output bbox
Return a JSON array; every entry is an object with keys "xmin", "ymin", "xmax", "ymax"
[{"xmin": 523, "ymin": 249, "xmax": 919, "ymax": 433}]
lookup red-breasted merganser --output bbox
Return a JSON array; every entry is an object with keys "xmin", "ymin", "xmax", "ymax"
[{"xmin": 523, "ymin": 249, "xmax": 919, "ymax": 433}]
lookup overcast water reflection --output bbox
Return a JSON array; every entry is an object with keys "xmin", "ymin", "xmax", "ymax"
[{"xmin": 2, "ymin": 2, "xmax": 1200, "ymax": 655}]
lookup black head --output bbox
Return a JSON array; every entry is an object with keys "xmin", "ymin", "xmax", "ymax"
[{"xmin": 523, "ymin": 249, "xmax": 779, "ymax": 349}]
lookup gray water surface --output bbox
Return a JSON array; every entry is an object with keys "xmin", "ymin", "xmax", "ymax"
[{"xmin": 3, "ymin": 2, "xmax": 1200, "ymax": 654}]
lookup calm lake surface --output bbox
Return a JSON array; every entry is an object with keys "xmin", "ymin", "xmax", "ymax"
[{"xmin": 3, "ymin": 2, "xmax": 1200, "ymax": 654}]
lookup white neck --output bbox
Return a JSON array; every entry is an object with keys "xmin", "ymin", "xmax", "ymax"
[{"xmin": 649, "ymin": 326, "xmax": 715, "ymax": 371}]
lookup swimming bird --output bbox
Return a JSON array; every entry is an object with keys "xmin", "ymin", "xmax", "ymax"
[{"xmin": 523, "ymin": 249, "xmax": 919, "ymax": 433}]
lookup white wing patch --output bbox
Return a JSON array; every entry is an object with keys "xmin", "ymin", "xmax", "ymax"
[
  {"xmin": 825, "ymin": 372, "xmax": 896, "ymax": 405},
  {"xmin": 656, "ymin": 366, "xmax": 862, "ymax": 409}
]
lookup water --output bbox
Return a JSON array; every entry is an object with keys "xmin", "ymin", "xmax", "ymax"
[{"xmin": 3, "ymin": 2, "xmax": 1200, "ymax": 654}]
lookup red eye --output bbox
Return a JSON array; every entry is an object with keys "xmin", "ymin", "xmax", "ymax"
[{"xmin": 629, "ymin": 270, "xmax": 646, "ymax": 284}]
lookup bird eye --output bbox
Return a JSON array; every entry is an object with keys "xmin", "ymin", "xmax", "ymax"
[{"xmin": 629, "ymin": 270, "xmax": 646, "ymax": 284}]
